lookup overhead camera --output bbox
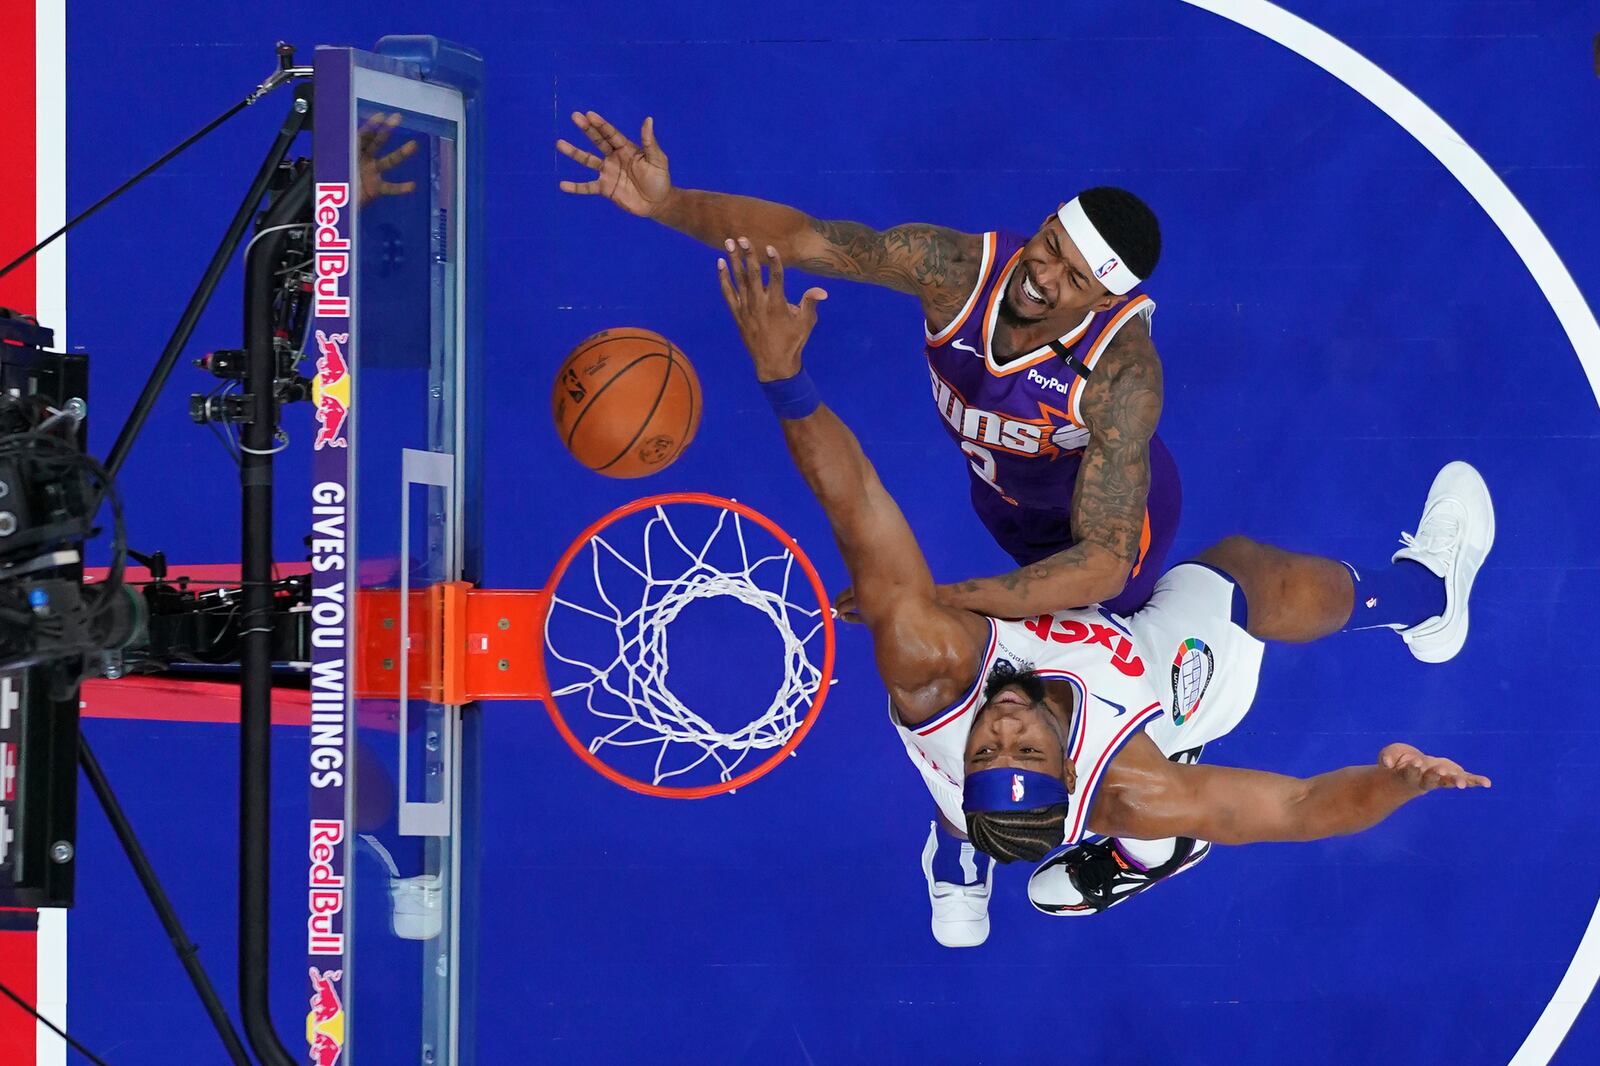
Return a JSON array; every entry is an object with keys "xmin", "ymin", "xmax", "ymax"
[{"xmin": 0, "ymin": 312, "xmax": 141, "ymax": 681}]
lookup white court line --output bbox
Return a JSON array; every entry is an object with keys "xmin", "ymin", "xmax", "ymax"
[
  {"xmin": 1182, "ymin": 3, "xmax": 1600, "ymax": 1063},
  {"xmin": 35, "ymin": 0, "xmax": 67, "ymax": 1063}
]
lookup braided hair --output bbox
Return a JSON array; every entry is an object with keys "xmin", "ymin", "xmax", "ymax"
[{"xmin": 966, "ymin": 804, "xmax": 1070, "ymax": 864}]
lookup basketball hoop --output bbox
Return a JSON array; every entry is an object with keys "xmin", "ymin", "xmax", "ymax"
[
  {"xmin": 535, "ymin": 492, "xmax": 835, "ymax": 798},
  {"xmin": 353, "ymin": 493, "xmax": 835, "ymax": 798}
]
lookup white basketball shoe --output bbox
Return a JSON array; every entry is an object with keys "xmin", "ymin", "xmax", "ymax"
[
  {"xmin": 922, "ymin": 822, "xmax": 993, "ymax": 948},
  {"xmin": 360, "ymin": 833, "xmax": 443, "ymax": 941},
  {"xmin": 1391, "ymin": 461, "xmax": 1495, "ymax": 664}
]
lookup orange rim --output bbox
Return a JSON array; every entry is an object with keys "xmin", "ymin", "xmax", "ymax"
[{"xmin": 535, "ymin": 492, "xmax": 836, "ymax": 799}]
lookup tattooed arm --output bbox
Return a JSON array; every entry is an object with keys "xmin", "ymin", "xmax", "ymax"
[
  {"xmin": 557, "ymin": 111, "xmax": 984, "ymax": 328},
  {"xmin": 658, "ymin": 192, "xmax": 983, "ymax": 331},
  {"xmin": 937, "ymin": 318, "xmax": 1163, "ymax": 617}
]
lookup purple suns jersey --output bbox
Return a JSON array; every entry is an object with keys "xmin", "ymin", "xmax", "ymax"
[
  {"xmin": 891, "ymin": 611, "xmax": 1166, "ymax": 843},
  {"xmin": 924, "ymin": 231, "xmax": 1180, "ymax": 612}
]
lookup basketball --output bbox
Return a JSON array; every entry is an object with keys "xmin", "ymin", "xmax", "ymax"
[{"xmin": 552, "ymin": 328, "xmax": 701, "ymax": 478}]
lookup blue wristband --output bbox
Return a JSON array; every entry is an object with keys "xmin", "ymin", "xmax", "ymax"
[{"xmin": 760, "ymin": 368, "xmax": 822, "ymax": 420}]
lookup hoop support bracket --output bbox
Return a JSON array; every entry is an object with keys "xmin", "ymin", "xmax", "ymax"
[{"xmin": 354, "ymin": 582, "xmax": 544, "ymax": 704}]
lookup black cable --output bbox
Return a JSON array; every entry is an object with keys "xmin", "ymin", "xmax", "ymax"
[
  {"xmin": 102, "ymin": 83, "xmax": 312, "ymax": 485},
  {"xmin": 0, "ymin": 44, "xmax": 306, "ymax": 283},
  {"xmin": 78, "ymin": 738, "xmax": 253, "ymax": 1065},
  {"xmin": 0, "ymin": 98, "xmax": 250, "ymax": 281},
  {"xmin": 0, "ymin": 975, "xmax": 110, "ymax": 1066}
]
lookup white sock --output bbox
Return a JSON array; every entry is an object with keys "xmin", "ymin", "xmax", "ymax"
[{"xmin": 1114, "ymin": 836, "xmax": 1179, "ymax": 871}]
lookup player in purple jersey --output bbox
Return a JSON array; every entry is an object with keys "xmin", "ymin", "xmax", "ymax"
[
  {"xmin": 558, "ymin": 111, "xmax": 1174, "ymax": 617},
  {"xmin": 717, "ymin": 242, "xmax": 1494, "ymax": 945}
]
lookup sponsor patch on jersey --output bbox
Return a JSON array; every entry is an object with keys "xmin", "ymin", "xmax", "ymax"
[
  {"xmin": 1170, "ymin": 638, "xmax": 1214, "ymax": 726},
  {"xmin": 1027, "ymin": 367, "xmax": 1073, "ymax": 396}
]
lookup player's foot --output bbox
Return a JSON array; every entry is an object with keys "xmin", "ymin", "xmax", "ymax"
[
  {"xmin": 388, "ymin": 873, "xmax": 443, "ymax": 941},
  {"xmin": 1391, "ymin": 461, "xmax": 1495, "ymax": 664},
  {"xmin": 1028, "ymin": 836, "xmax": 1210, "ymax": 916},
  {"xmin": 360, "ymin": 834, "xmax": 443, "ymax": 941},
  {"xmin": 922, "ymin": 822, "xmax": 992, "ymax": 948}
]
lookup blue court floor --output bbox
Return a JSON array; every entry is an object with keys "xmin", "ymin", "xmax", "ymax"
[{"xmin": 55, "ymin": 2, "xmax": 1600, "ymax": 1063}]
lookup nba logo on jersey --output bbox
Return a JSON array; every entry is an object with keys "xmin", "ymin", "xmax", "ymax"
[
  {"xmin": 1095, "ymin": 257, "xmax": 1120, "ymax": 280},
  {"xmin": 1011, "ymin": 774, "xmax": 1026, "ymax": 802}
]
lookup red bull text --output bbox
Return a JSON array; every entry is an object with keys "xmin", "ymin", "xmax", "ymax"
[
  {"xmin": 308, "ymin": 820, "xmax": 345, "ymax": 956},
  {"xmin": 313, "ymin": 184, "xmax": 351, "ymax": 318}
]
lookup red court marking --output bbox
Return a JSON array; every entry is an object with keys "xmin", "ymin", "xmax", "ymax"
[
  {"xmin": 81, "ymin": 562, "xmax": 316, "ymax": 723},
  {"xmin": 85, "ymin": 562, "xmax": 310, "ymax": 586},
  {"xmin": 0, "ymin": 0, "xmax": 40, "ymax": 1054},
  {"xmin": 0, "ymin": 0, "xmax": 36, "ymax": 318},
  {"xmin": 80, "ymin": 677, "xmax": 311, "ymax": 726}
]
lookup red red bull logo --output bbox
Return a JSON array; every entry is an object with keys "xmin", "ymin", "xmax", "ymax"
[
  {"xmin": 313, "ymin": 183, "xmax": 351, "ymax": 318},
  {"xmin": 312, "ymin": 330, "xmax": 353, "ymax": 450},
  {"xmin": 306, "ymin": 967, "xmax": 346, "ymax": 1066}
]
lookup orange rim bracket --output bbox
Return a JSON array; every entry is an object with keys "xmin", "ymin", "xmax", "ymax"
[{"xmin": 354, "ymin": 583, "xmax": 545, "ymax": 704}]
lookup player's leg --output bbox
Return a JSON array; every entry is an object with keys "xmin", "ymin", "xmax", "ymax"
[
  {"xmin": 1193, "ymin": 536, "xmax": 1353, "ymax": 642},
  {"xmin": 1197, "ymin": 461, "xmax": 1494, "ymax": 661},
  {"xmin": 1027, "ymin": 463, "xmax": 1493, "ymax": 918},
  {"xmin": 1031, "ymin": 558, "xmax": 1265, "ymax": 918}
]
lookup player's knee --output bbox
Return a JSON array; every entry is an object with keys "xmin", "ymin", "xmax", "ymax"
[{"xmin": 1196, "ymin": 535, "xmax": 1261, "ymax": 575}]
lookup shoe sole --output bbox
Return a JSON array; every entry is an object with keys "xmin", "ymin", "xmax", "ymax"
[{"xmin": 1028, "ymin": 840, "xmax": 1212, "ymax": 916}]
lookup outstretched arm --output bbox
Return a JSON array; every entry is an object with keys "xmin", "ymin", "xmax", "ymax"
[
  {"xmin": 1088, "ymin": 734, "xmax": 1491, "ymax": 846},
  {"xmin": 939, "ymin": 318, "xmax": 1162, "ymax": 616},
  {"xmin": 716, "ymin": 241, "xmax": 983, "ymax": 714},
  {"xmin": 558, "ymin": 111, "xmax": 983, "ymax": 330}
]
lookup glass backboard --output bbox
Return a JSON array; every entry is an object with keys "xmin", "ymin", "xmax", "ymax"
[{"xmin": 308, "ymin": 42, "xmax": 480, "ymax": 1066}]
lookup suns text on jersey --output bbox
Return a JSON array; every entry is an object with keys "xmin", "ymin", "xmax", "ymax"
[{"xmin": 929, "ymin": 367, "xmax": 1090, "ymax": 456}]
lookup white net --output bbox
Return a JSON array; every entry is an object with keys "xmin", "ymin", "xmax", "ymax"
[{"xmin": 544, "ymin": 501, "xmax": 830, "ymax": 789}]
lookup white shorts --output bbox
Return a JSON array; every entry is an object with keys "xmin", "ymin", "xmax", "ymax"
[{"xmin": 1127, "ymin": 562, "xmax": 1266, "ymax": 756}]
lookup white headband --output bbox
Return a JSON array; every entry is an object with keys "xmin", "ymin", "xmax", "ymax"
[{"xmin": 1056, "ymin": 197, "xmax": 1142, "ymax": 296}]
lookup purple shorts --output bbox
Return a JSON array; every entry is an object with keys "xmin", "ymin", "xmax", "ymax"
[{"xmin": 969, "ymin": 436, "xmax": 1182, "ymax": 617}]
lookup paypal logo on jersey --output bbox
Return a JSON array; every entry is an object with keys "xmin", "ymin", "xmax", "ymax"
[{"xmin": 1027, "ymin": 367, "xmax": 1073, "ymax": 396}]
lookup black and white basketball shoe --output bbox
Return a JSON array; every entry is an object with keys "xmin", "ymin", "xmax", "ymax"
[{"xmin": 1027, "ymin": 746, "xmax": 1210, "ymax": 916}]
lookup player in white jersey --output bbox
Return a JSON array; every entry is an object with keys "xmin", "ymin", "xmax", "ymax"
[{"xmin": 717, "ymin": 240, "xmax": 1494, "ymax": 947}]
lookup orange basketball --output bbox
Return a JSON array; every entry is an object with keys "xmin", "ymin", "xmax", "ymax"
[{"xmin": 552, "ymin": 328, "xmax": 701, "ymax": 478}]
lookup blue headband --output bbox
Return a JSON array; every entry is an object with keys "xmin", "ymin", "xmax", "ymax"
[{"xmin": 963, "ymin": 768, "xmax": 1071, "ymax": 813}]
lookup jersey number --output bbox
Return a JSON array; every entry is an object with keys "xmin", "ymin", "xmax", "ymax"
[{"xmin": 961, "ymin": 442, "xmax": 1016, "ymax": 504}]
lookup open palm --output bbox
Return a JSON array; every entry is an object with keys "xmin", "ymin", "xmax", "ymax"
[{"xmin": 556, "ymin": 110, "xmax": 671, "ymax": 218}]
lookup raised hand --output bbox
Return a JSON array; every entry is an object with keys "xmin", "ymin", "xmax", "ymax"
[
  {"xmin": 716, "ymin": 238, "xmax": 827, "ymax": 382},
  {"xmin": 358, "ymin": 113, "xmax": 418, "ymax": 207},
  {"xmin": 1379, "ymin": 743, "xmax": 1492, "ymax": 791},
  {"xmin": 557, "ymin": 110, "xmax": 672, "ymax": 218}
]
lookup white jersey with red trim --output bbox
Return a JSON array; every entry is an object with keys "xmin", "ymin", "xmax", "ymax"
[{"xmin": 890, "ymin": 608, "xmax": 1166, "ymax": 843}]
